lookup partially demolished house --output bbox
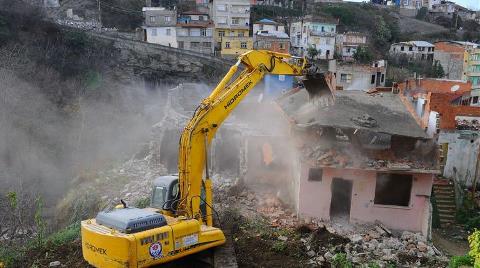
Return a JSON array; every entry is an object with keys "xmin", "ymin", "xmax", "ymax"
[
  {"xmin": 398, "ymin": 78, "xmax": 480, "ymax": 187},
  {"xmin": 276, "ymin": 86, "xmax": 439, "ymax": 236}
]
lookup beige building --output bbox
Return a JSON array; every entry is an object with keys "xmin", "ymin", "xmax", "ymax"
[{"xmin": 211, "ymin": 0, "xmax": 251, "ymax": 54}]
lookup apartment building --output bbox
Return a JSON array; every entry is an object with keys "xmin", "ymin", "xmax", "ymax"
[
  {"xmin": 389, "ymin": 41, "xmax": 435, "ymax": 61},
  {"xmin": 468, "ymin": 49, "xmax": 480, "ymax": 93},
  {"xmin": 253, "ymin": 18, "xmax": 285, "ymax": 34},
  {"xmin": 290, "ymin": 16, "xmax": 338, "ymax": 60},
  {"xmin": 335, "ymin": 32, "xmax": 368, "ymax": 62},
  {"xmin": 176, "ymin": 11, "xmax": 214, "ymax": 54},
  {"xmin": 211, "ymin": 0, "xmax": 251, "ymax": 54},
  {"xmin": 142, "ymin": 7, "xmax": 177, "ymax": 47},
  {"xmin": 434, "ymin": 41, "xmax": 478, "ymax": 81}
]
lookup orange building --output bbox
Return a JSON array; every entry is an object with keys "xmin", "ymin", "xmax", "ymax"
[{"xmin": 398, "ymin": 78, "xmax": 477, "ymax": 132}]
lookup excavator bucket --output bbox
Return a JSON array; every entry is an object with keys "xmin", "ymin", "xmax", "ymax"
[{"xmin": 302, "ymin": 71, "xmax": 334, "ymax": 100}]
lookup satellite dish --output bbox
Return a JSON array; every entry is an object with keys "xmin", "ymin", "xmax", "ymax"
[{"xmin": 451, "ymin": 85, "xmax": 460, "ymax": 92}]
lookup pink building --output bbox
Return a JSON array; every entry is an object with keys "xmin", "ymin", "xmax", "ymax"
[{"xmin": 276, "ymin": 86, "xmax": 439, "ymax": 236}]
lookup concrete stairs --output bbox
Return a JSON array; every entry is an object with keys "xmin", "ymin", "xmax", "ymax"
[{"xmin": 433, "ymin": 183, "xmax": 456, "ymax": 226}]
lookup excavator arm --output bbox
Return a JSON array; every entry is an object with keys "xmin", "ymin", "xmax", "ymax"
[{"xmin": 176, "ymin": 50, "xmax": 307, "ymax": 225}]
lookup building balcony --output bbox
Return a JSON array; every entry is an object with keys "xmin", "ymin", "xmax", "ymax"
[{"xmin": 309, "ymin": 31, "xmax": 336, "ymax": 37}]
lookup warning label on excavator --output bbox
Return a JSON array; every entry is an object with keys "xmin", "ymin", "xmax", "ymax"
[{"xmin": 183, "ymin": 234, "xmax": 198, "ymax": 247}]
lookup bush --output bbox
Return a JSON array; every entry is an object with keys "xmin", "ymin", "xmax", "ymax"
[
  {"xmin": 331, "ymin": 253, "xmax": 352, "ymax": 268},
  {"xmin": 0, "ymin": 15, "xmax": 11, "ymax": 45},
  {"xmin": 0, "ymin": 223, "xmax": 80, "ymax": 267},
  {"xmin": 416, "ymin": 7, "xmax": 428, "ymax": 21},
  {"xmin": 466, "ymin": 216, "xmax": 480, "ymax": 232},
  {"xmin": 134, "ymin": 197, "xmax": 151, "ymax": 209},
  {"xmin": 469, "ymin": 230, "xmax": 480, "ymax": 267},
  {"xmin": 47, "ymin": 222, "xmax": 80, "ymax": 247},
  {"xmin": 271, "ymin": 241, "xmax": 287, "ymax": 253},
  {"xmin": 456, "ymin": 195, "xmax": 478, "ymax": 224},
  {"xmin": 353, "ymin": 46, "xmax": 374, "ymax": 64},
  {"xmin": 449, "ymin": 255, "xmax": 474, "ymax": 268}
]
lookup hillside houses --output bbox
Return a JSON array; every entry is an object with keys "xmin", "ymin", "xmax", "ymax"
[
  {"xmin": 290, "ymin": 16, "xmax": 338, "ymax": 60},
  {"xmin": 389, "ymin": 41, "xmax": 435, "ymax": 61}
]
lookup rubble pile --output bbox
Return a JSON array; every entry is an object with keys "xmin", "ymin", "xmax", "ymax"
[
  {"xmin": 101, "ymin": 157, "xmax": 167, "ymax": 206},
  {"xmin": 302, "ymin": 145, "xmax": 436, "ymax": 170},
  {"xmin": 303, "ymin": 146, "xmax": 357, "ymax": 168},
  {"xmin": 456, "ymin": 119, "xmax": 480, "ymax": 130},
  {"xmin": 301, "ymin": 226, "xmax": 448, "ymax": 267},
  {"xmin": 213, "ymin": 178, "xmax": 448, "ymax": 267}
]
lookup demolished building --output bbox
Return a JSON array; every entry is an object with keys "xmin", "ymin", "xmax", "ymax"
[
  {"xmin": 276, "ymin": 86, "xmax": 439, "ymax": 236},
  {"xmin": 398, "ymin": 78, "xmax": 480, "ymax": 187}
]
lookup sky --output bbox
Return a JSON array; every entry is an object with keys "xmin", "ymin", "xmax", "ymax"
[{"xmin": 347, "ymin": 0, "xmax": 480, "ymax": 10}]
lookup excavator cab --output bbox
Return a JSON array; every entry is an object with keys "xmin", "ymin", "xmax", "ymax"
[{"xmin": 152, "ymin": 176, "xmax": 207, "ymax": 219}]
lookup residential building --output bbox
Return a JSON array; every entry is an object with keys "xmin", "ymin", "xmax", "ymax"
[
  {"xmin": 252, "ymin": 23, "xmax": 292, "ymax": 100},
  {"xmin": 398, "ymin": 78, "xmax": 480, "ymax": 188},
  {"xmin": 434, "ymin": 41, "xmax": 478, "ymax": 81},
  {"xmin": 467, "ymin": 48, "xmax": 480, "ymax": 92},
  {"xmin": 221, "ymin": 36, "xmax": 253, "ymax": 58},
  {"xmin": 211, "ymin": 0, "xmax": 251, "ymax": 53},
  {"xmin": 252, "ymin": 0, "xmax": 294, "ymax": 7},
  {"xmin": 254, "ymin": 31, "xmax": 289, "ymax": 53},
  {"xmin": 389, "ymin": 41, "xmax": 435, "ymax": 61},
  {"xmin": 290, "ymin": 16, "xmax": 338, "ymax": 60},
  {"xmin": 176, "ymin": 11, "xmax": 214, "ymax": 54},
  {"xmin": 276, "ymin": 83, "xmax": 438, "ymax": 236},
  {"xmin": 329, "ymin": 60, "xmax": 387, "ymax": 91},
  {"xmin": 335, "ymin": 32, "xmax": 368, "ymax": 62},
  {"xmin": 397, "ymin": 0, "xmax": 424, "ymax": 9},
  {"xmin": 253, "ymin": 18, "xmax": 289, "ymax": 54},
  {"xmin": 142, "ymin": 7, "xmax": 177, "ymax": 47},
  {"xmin": 253, "ymin": 18, "xmax": 285, "ymax": 34},
  {"xmin": 430, "ymin": 1, "xmax": 476, "ymax": 20}
]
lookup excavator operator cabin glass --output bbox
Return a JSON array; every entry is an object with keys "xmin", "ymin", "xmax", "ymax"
[{"xmin": 152, "ymin": 186, "xmax": 166, "ymax": 208}]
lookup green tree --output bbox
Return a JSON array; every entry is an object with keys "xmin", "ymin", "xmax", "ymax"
[
  {"xmin": 353, "ymin": 46, "xmax": 373, "ymax": 64},
  {"xmin": 431, "ymin": 61, "xmax": 445, "ymax": 78},
  {"xmin": 416, "ymin": 7, "xmax": 428, "ymax": 21},
  {"xmin": 307, "ymin": 46, "xmax": 318, "ymax": 60},
  {"xmin": 373, "ymin": 15, "xmax": 391, "ymax": 48}
]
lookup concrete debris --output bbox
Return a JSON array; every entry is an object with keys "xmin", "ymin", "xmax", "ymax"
[
  {"xmin": 49, "ymin": 261, "xmax": 61, "ymax": 267},
  {"xmin": 302, "ymin": 145, "xmax": 435, "ymax": 170},
  {"xmin": 351, "ymin": 113, "xmax": 378, "ymax": 128},
  {"xmin": 213, "ymin": 178, "xmax": 448, "ymax": 267}
]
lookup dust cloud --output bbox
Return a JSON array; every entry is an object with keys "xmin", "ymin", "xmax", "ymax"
[{"xmin": 0, "ymin": 68, "xmax": 170, "ymax": 207}]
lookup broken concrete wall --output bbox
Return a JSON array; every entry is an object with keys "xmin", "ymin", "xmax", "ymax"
[
  {"xmin": 297, "ymin": 165, "xmax": 433, "ymax": 236},
  {"xmin": 438, "ymin": 131, "xmax": 480, "ymax": 187},
  {"xmin": 243, "ymin": 135, "xmax": 297, "ymax": 206}
]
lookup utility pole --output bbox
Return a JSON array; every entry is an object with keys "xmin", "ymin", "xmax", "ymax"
[{"xmin": 97, "ymin": 0, "xmax": 102, "ymax": 26}]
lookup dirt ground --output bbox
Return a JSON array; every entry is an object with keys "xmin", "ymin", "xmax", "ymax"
[{"xmin": 432, "ymin": 226, "xmax": 470, "ymax": 257}]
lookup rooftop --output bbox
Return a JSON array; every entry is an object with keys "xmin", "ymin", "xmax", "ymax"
[
  {"xmin": 277, "ymin": 89, "xmax": 428, "ymax": 139},
  {"xmin": 255, "ymin": 30, "xmax": 289, "ymax": 39},
  {"xmin": 392, "ymin": 41, "xmax": 434, "ymax": 47},
  {"xmin": 254, "ymin": 18, "xmax": 281, "ymax": 25},
  {"xmin": 276, "ymin": 88, "xmax": 438, "ymax": 172},
  {"xmin": 399, "ymin": 78, "xmax": 472, "ymax": 96}
]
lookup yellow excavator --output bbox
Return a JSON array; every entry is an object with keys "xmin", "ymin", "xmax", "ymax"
[{"xmin": 81, "ymin": 50, "xmax": 325, "ymax": 267}]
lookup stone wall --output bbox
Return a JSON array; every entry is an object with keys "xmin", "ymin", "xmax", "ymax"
[{"xmin": 87, "ymin": 32, "xmax": 234, "ymax": 84}]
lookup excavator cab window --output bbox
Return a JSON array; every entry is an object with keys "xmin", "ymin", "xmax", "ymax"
[
  {"xmin": 151, "ymin": 177, "xmax": 180, "ymax": 212},
  {"xmin": 151, "ymin": 186, "xmax": 167, "ymax": 208}
]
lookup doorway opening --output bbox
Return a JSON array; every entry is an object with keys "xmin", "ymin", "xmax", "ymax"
[{"xmin": 330, "ymin": 177, "xmax": 352, "ymax": 221}]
